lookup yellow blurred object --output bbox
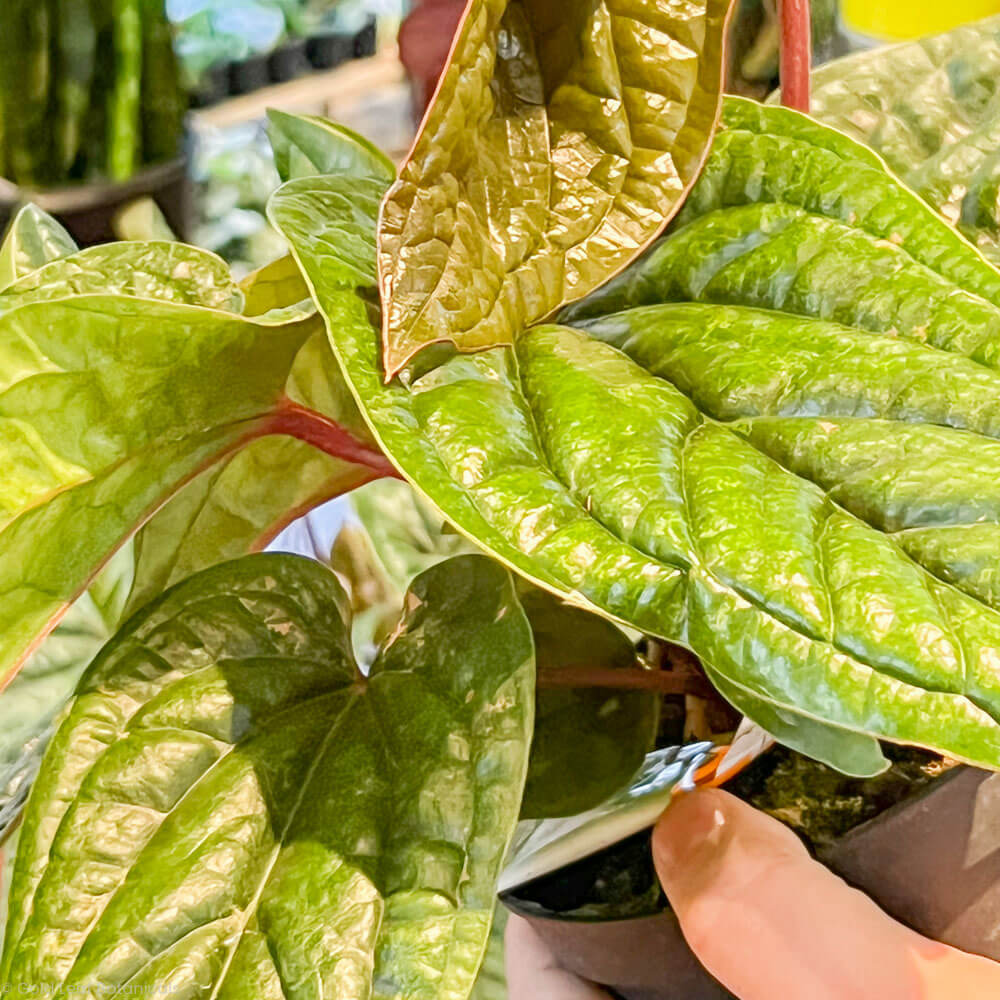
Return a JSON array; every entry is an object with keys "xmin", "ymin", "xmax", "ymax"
[{"xmin": 842, "ymin": 0, "xmax": 1000, "ymax": 40}]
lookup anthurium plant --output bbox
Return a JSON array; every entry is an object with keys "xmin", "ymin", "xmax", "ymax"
[{"xmin": 5, "ymin": 0, "xmax": 1000, "ymax": 995}]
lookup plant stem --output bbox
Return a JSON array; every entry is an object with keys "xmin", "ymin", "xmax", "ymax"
[
  {"xmin": 778, "ymin": 0, "xmax": 811, "ymax": 112},
  {"xmin": 537, "ymin": 665, "xmax": 715, "ymax": 698}
]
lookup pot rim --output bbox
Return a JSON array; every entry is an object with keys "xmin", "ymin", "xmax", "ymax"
[{"xmin": 0, "ymin": 158, "xmax": 188, "ymax": 213}]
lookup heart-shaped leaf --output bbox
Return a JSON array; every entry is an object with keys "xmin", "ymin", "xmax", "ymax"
[
  {"xmin": 339, "ymin": 478, "xmax": 658, "ymax": 813},
  {"xmin": 1, "ymin": 553, "xmax": 534, "ymax": 999},
  {"xmin": 273, "ymin": 96, "xmax": 1000, "ymax": 773},
  {"xmin": 377, "ymin": 0, "xmax": 735, "ymax": 378},
  {"xmin": 791, "ymin": 15, "xmax": 1000, "ymax": 263}
]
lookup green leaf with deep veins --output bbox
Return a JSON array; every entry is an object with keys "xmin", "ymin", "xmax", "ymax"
[
  {"xmin": 376, "ymin": 0, "xmax": 735, "ymax": 378},
  {"xmin": 272, "ymin": 97, "xmax": 1000, "ymax": 774},
  {"xmin": 786, "ymin": 15, "xmax": 1000, "ymax": 263},
  {"xmin": 1, "ymin": 552, "xmax": 535, "ymax": 999},
  {"xmin": 0, "ymin": 205, "xmax": 77, "ymax": 289}
]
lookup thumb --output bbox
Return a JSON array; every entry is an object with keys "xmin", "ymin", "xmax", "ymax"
[{"xmin": 652, "ymin": 787, "xmax": 1000, "ymax": 1000}]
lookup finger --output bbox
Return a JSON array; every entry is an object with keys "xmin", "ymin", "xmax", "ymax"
[
  {"xmin": 652, "ymin": 787, "xmax": 1000, "ymax": 1000},
  {"xmin": 505, "ymin": 914, "xmax": 612, "ymax": 1000}
]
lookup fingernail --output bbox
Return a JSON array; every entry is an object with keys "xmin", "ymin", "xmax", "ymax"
[{"xmin": 652, "ymin": 789, "xmax": 732, "ymax": 882}]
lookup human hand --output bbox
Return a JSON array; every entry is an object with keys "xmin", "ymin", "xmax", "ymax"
[{"xmin": 505, "ymin": 788, "xmax": 1000, "ymax": 999}]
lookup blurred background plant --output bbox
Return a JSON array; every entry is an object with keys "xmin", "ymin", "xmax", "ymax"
[{"xmin": 0, "ymin": 0, "xmax": 185, "ymax": 188}]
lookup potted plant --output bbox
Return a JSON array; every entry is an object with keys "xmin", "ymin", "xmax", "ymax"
[
  {"xmin": 6, "ymin": 1, "xmax": 1000, "ymax": 997},
  {"xmin": 0, "ymin": 0, "xmax": 188, "ymax": 243}
]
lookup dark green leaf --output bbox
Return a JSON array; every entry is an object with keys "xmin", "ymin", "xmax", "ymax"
[
  {"xmin": 341, "ymin": 479, "xmax": 657, "ymax": 810},
  {"xmin": 520, "ymin": 588, "xmax": 658, "ymax": 818},
  {"xmin": 272, "ymin": 105, "xmax": 1000, "ymax": 772},
  {"xmin": 0, "ymin": 206, "xmax": 77, "ymax": 290},
  {"xmin": 267, "ymin": 109, "xmax": 396, "ymax": 184},
  {"xmin": 1, "ymin": 553, "xmax": 534, "ymax": 999},
  {"xmin": 376, "ymin": 0, "xmax": 735, "ymax": 378}
]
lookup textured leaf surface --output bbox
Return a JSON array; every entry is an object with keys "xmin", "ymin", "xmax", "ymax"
[
  {"xmin": 268, "ymin": 109, "xmax": 396, "ymax": 183},
  {"xmin": 1, "ymin": 553, "xmax": 534, "ymax": 1000},
  {"xmin": 0, "ymin": 292, "xmax": 307, "ymax": 690},
  {"xmin": 0, "ymin": 221, "xmax": 394, "ymax": 692},
  {"xmin": 794, "ymin": 16, "xmax": 1000, "ymax": 263},
  {"xmin": 376, "ymin": 0, "xmax": 734, "ymax": 377},
  {"xmin": 0, "ymin": 206, "xmax": 76, "ymax": 290},
  {"xmin": 273, "ymin": 104, "xmax": 1000, "ymax": 771},
  {"xmin": 0, "ymin": 241, "xmax": 243, "ymax": 314}
]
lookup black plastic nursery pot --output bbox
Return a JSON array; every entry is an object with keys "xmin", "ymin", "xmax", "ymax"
[
  {"xmin": 502, "ymin": 765, "xmax": 1000, "ymax": 1000},
  {"xmin": 0, "ymin": 156, "xmax": 191, "ymax": 246},
  {"xmin": 269, "ymin": 38, "xmax": 312, "ymax": 82}
]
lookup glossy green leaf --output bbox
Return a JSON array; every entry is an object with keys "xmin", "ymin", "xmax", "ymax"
[
  {"xmin": 0, "ymin": 293, "xmax": 299, "ymax": 690},
  {"xmin": 267, "ymin": 109, "xmax": 396, "ymax": 184},
  {"xmin": 0, "ymin": 205, "xmax": 77, "ymax": 290},
  {"xmin": 272, "ymin": 107, "xmax": 1000, "ymax": 773},
  {"xmin": 1, "ymin": 552, "xmax": 534, "ymax": 1000},
  {"xmin": 794, "ymin": 15, "xmax": 1000, "ymax": 263},
  {"xmin": 572, "ymin": 96, "xmax": 1000, "ymax": 325},
  {"xmin": 376, "ymin": 0, "xmax": 735, "ymax": 378},
  {"xmin": 519, "ymin": 588, "xmax": 658, "ymax": 818},
  {"xmin": 0, "ymin": 231, "xmax": 393, "ymax": 694}
]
